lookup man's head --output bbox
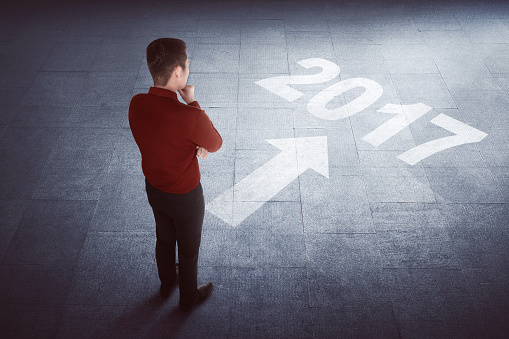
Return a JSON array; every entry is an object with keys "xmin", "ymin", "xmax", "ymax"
[{"xmin": 146, "ymin": 38, "xmax": 188, "ymax": 88}]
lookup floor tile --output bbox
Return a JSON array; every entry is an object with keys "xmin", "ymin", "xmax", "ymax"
[
  {"xmin": 387, "ymin": 268, "xmax": 486, "ymax": 338},
  {"xmin": 228, "ymin": 267, "xmax": 313, "ymax": 339},
  {"xmin": 66, "ymin": 232, "xmax": 159, "ymax": 306},
  {"xmin": 0, "ymin": 303, "xmax": 62, "ymax": 338},
  {"xmin": 3, "ymin": 200, "xmax": 96, "ymax": 267},
  {"xmin": 21, "ymin": 72, "xmax": 87, "ymax": 107},
  {"xmin": 0, "ymin": 199, "xmax": 27, "ymax": 261},
  {"xmin": 300, "ymin": 171, "xmax": 375, "ymax": 234},
  {"xmin": 311, "ymin": 305, "xmax": 399, "ymax": 338},
  {"xmin": 231, "ymin": 228, "xmax": 306, "ymax": 267},
  {"xmin": 192, "ymin": 43, "xmax": 240, "ymax": 74},
  {"xmin": 376, "ymin": 226, "xmax": 458, "ymax": 268},
  {"xmin": 0, "ymin": 264, "xmax": 75, "ymax": 305},
  {"xmin": 196, "ymin": 19, "xmax": 241, "ymax": 44},
  {"xmin": 426, "ymin": 167, "xmax": 505, "ymax": 203},
  {"xmin": 306, "ymin": 233, "xmax": 391, "ymax": 308},
  {"xmin": 76, "ymin": 73, "xmax": 137, "ymax": 107},
  {"xmin": 91, "ymin": 42, "xmax": 145, "ymax": 72},
  {"xmin": 33, "ymin": 147, "xmax": 113, "ymax": 200},
  {"xmin": 41, "ymin": 42, "xmax": 101, "ymax": 72},
  {"xmin": 89, "ymin": 172, "xmax": 152, "ymax": 232},
  {"xmin": 391, "ymin": 73, "xmax": 456, "ymax": 109}
]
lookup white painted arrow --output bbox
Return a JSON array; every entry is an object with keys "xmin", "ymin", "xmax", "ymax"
[{"xmin": 206, "ymin": 136, "xmax": 329, "ymax": 227}]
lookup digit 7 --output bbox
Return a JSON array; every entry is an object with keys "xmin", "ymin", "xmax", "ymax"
[{"xmin": 397, "ymin": 114, "xmax": 488, "ymax": 165}]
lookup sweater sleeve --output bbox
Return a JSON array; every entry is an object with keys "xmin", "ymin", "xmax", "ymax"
[{"xmin": 190, "ymin": 109, "xmax": 223, "ymax": 153}]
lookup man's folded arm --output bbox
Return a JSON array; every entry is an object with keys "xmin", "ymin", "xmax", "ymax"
[{"xmin": 190, "ymin": 110, "xmax": 222, "ymax": 153}]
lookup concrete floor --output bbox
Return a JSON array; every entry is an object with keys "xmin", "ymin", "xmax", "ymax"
[{"xmin": 1, "ymin": 0, "xmax": 508, "ymax": 337}]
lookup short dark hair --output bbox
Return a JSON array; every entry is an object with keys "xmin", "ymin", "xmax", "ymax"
[{"xmin": 146, "ymin": 38, "xmax": 187, "ymax": 86}]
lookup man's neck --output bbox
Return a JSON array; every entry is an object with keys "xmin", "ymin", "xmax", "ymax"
[
  {"xmin": 154, "ymin": 79, "xmax": 181, "ymax": 92},
  {"xmin": 154, "ymin": 85, "xmax": 175, "ymax": 92}
]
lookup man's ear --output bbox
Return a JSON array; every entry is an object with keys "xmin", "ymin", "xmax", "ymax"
[{"xmin": 173, "ymin": 65, "xmax": 182, "ymax": 79}]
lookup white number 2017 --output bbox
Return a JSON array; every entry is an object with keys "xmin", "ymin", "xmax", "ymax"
[{"xmin": 255, "ymin": 58, "xmax": 488, "ymax": 165}]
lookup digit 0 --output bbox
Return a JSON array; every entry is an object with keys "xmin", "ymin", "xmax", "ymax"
[{"xmin": 307, "ymin": 78, "xmax": 384, "ymax": 120}]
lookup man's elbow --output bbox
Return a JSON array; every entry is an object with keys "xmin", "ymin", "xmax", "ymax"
[{"xmin": 208, "ymin": 136, "xmax": 223, "ymax": 153}]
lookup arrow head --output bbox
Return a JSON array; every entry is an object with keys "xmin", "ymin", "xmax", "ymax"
[{"xmin": 266, "ymin": 136, "xmax": 329, "ymax": 178}]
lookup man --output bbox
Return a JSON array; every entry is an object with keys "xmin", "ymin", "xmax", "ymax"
[{"xmin": 128, "ymin": 38, "xmax": 222, "ymax": 312}]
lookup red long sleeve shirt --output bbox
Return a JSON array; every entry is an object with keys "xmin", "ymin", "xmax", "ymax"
[{"xmin": 129, "ymin": 87, "xmax": 222, "ymax": 194}]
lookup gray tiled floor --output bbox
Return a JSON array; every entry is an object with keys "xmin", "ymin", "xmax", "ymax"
[{"xmin": 1, "ymin": 0, "xmax": 509, "ymax": 338}]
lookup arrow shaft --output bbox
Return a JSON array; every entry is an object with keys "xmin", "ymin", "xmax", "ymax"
[
  {"xmin": 206, "ymin": 136, "xmax": 328, "ymax": 227},
  {"xmin": 233, "ymin": 151, "xmax": 300, "ymax": 202},
  {"xmin": 206, "ymin": 151, "xmax": 301, "ymax": 227}
]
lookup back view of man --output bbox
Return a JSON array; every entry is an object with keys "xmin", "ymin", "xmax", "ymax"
[{"xmin": 129, "ymin": 38, "xmax": 222, "ymax": 312}]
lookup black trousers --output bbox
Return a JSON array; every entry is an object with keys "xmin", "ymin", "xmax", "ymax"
[{"xmin": 145, "ymin": 179, "xmax": 205, "ymax": 305}]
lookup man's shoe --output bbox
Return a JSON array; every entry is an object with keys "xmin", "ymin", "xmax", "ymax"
[{"xmin": 179, "ymin": 282, "xmax": 214, "ymax": 312}]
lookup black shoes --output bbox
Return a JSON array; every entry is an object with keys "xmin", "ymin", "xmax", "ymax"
[
  {"xmin": 159, "ymin": 264, "xmax": 213, "ymax": 311},
  {"xmin": 179, "ymin": 282, "xmax": 214, "ymax": 312}
]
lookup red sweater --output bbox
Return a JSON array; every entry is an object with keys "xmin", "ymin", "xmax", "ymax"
[{"xmin": 129, "ymin": 87, "xmax": 222, "ymax": 194}]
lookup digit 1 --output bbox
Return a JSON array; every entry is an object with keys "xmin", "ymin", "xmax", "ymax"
[
  {"xmin": 307, "ymin": 78, "xmax": 383, "ymax": 120},
  {"xmin": 254, "ymin": 58, "xmax": 341, "ymax": 102},
  {"xmin": 362, "ymin": 103, "xmax": 432, "ymax": 147},
  {"xmin": 397, "ymin": 114, "xmax": 488, "ymax": 165}
]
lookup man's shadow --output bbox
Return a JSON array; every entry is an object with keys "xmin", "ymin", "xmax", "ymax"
[{"xmin": 97, "ymin": 286, "xmax": 191, "ymax": 338}]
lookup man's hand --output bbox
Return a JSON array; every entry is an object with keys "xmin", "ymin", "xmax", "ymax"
[
  {"xmin": 178, "ymin": 85, "xmax": 195, "ymax": 104},
  {"xmin": 196, "ymin": 146, "xmax": 209, "ymax": 159}
]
